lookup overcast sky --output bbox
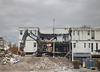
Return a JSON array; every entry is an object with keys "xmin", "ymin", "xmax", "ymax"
[{"xmin": 0, "ymin": 0, "xmax": 100, "ymax": 44}]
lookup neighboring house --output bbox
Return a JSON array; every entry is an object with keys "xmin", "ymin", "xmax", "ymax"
[
  {"xmin": 18, "ymin": 27, "xmax": 40, "ymax": 54},
  {"xmin": 0, "ymin": 37, "xmax": 9, "ymax": 50},
  {"xmin": 71, "ymin": 27, "xmax": 100, "ymax": 61}
]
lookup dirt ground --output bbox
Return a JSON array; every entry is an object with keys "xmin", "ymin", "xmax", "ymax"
[{"xmin": 0, "ymin": 56, "xmax": 73, "ymax": 72}]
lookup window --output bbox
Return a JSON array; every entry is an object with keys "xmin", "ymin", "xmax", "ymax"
[
  {"xmin": 88, "ymin": 30, "xmax": 90, "ymax": 35},
  {"xmin": 96, "ymin": 43, "xmax": 98, "ymax": 50},
  {"xmin": 20, "ymin": 30, "xmax": 23, "ymax": 35},
  {"xmin": 73, "ymin": 31, "xmax": 75, "ymax": 36},
  {"xmin": 34, "ymin": 43, "xmax": 36, "ymax": 47},
  {"xmin": 91, "ymin": 30, "xmax": 95, "ymax": 39},
  {"xmin": 71, "ymin": 43, "xmax": 72, "ymax": 50},
  {"xmin": 78, "ymin": 31, "xmax": 79, "ymax": 36},
  {"xmin": 91, "ymin": 43, "xmax": 93, "ymax": 52},
  {"xmin": 89, "ymin": 43, "xmax": 90, "ymax": 48},
  {"xmin": 73, "ymin": 43, "xmax": 76, "ymax": 48},
  {"xmin": 84, "ymin": 43, "xmax": 86, "ymax": 48}
]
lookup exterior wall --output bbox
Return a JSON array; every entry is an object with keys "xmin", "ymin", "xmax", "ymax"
[
  {"xmin": 18, "ymin": 27, "xmax": 39, "ymax": 53},
  {"xmin": 25, "ymin": 41, "xmax": 37, "ymax": 52},
  {"xmin": 19, "ymin": 27, "xmax": 39, "ymax": 41},
  {"xmin": 72, "ymin": 41, "xmax": 90, "ymax": 53},
  {"xmin": 54, "ymin": 28, "xmax": 69, "ymax": 34},
  {"xmin": 71, "ymin": 27, "xmax": 100, "ymax": 61},
  {"xmin": 95, "ymin": 29, "xmax": 100, "ymax": 40},
  {"xmin": 54, "ymin": 28, "xmax": 71, "ymax": 41},
  {"xmin": 71, "ymin": 28, "xmax": 100, "ymax": 40}
]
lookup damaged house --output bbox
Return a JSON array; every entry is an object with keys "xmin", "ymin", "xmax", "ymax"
[
  {"xmin": 18, "ymin": 27, "xmax": 100, "ymax": 61},
  {"xmin": 40, "ymin": 28, "xmax": 71, "ymax": 56}
]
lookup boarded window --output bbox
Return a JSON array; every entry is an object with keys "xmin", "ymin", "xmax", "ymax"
[{"xmin": 91, "ymin": 30, "xmax": 95, "ymax": 39}]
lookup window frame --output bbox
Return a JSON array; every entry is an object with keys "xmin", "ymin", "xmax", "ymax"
[
  {"xmin": 34, "ymin": 43, "xmax": 36, "ymax": 47},
  {"xmin": 84, "ymin": 43, "xmax": 86, "ymax": 48},
  {"xmin": 73, "ymin": 43, "xmax": 76, "ymax": 48},
  {"xmin": 88, "ymin": 30, "xmax": 90, "ymax": 35},
  {"xmin": 91, "ymin": 43, "xmax": 93, "ymax": 52},
  {"xmin": 20, "ymin": 30, "xmax": 23, "ymax": 35},
  {"xmin": 96, "ymin": 43, "xmax": 98, "ymax": 50}
]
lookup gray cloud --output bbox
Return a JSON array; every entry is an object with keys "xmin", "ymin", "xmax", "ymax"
[{"xmin": 0, "ymin": 0, "xmax": 100, "ymax": 44}]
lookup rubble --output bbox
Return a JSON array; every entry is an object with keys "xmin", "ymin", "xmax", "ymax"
[
  {"xmin": 30, "ymin": 57, "xmax": 62, "ymax": 70},
  {"xmin": 9, "ymin": 46, "xmax": 18, "ymax": 55},
  {"xmin": 0, "ymin": 48, "xmax": 19, "ymax": 65},
  {"xmin": 1, "ymin": 57, "xmax": 19, "ymax": 65},
  {"xmin": 0, "ymin": 47, "xmax": 73, "ymax": 71}
]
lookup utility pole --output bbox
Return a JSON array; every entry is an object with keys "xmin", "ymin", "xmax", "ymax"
[
  {"xmin": 52, "ymin": 19, "xmax": 55, "ymax": 57},
  {"xmin": 53, "ymin": 42, "xmax": 55, "ymax": 57},
  {"xmin": 53, "ymin": 19, "xmax": 55, "ymax": 34}
]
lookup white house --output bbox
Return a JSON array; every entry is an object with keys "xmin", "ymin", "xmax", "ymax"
[
  {"xmin": 71, "ymin": 27, "xmax": 100, "ymax": 61},
  {"xmin": 18, "ymin": 27, "xmax": 40, "ymax": 54}
]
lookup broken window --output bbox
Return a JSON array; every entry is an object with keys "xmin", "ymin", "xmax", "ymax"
[
  {"xmin": 73, "ymin": 43, "xmax": 76, "ymax": 48},
  {"xmin": 20, "ymin": 30, "xmax": 23, "ymax": 35},
  {"xmin": 91, "ymin": 30, "xmax": 95, "ymax": 39}
]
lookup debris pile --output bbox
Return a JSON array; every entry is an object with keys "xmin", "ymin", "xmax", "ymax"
[
  {"xmin": 31, "ymin": 57, "xmax": 62, "ymax": 70},
  {"xmin": 0, "ymin": 49, "xmax": 19, "ymax": 65},
  {"xmin": 27, "ymin": 57, "xmax": 73, "ymax": 71},
  {"xmin": 9, "ymin": 46, "xmax": 18, "ymax": 55}
]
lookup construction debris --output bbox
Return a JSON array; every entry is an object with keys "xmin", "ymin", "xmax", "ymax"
[
  {"xmin": 0, "ymin": 49, "xmax": 19, "ymax": 65},
  {"xmin": 1, "ymin": 57, "xmax": 19, "ymax": 65},
  {"xmin": 9, "ymin": 46, "xmax": 18, "ymax": 55}
]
